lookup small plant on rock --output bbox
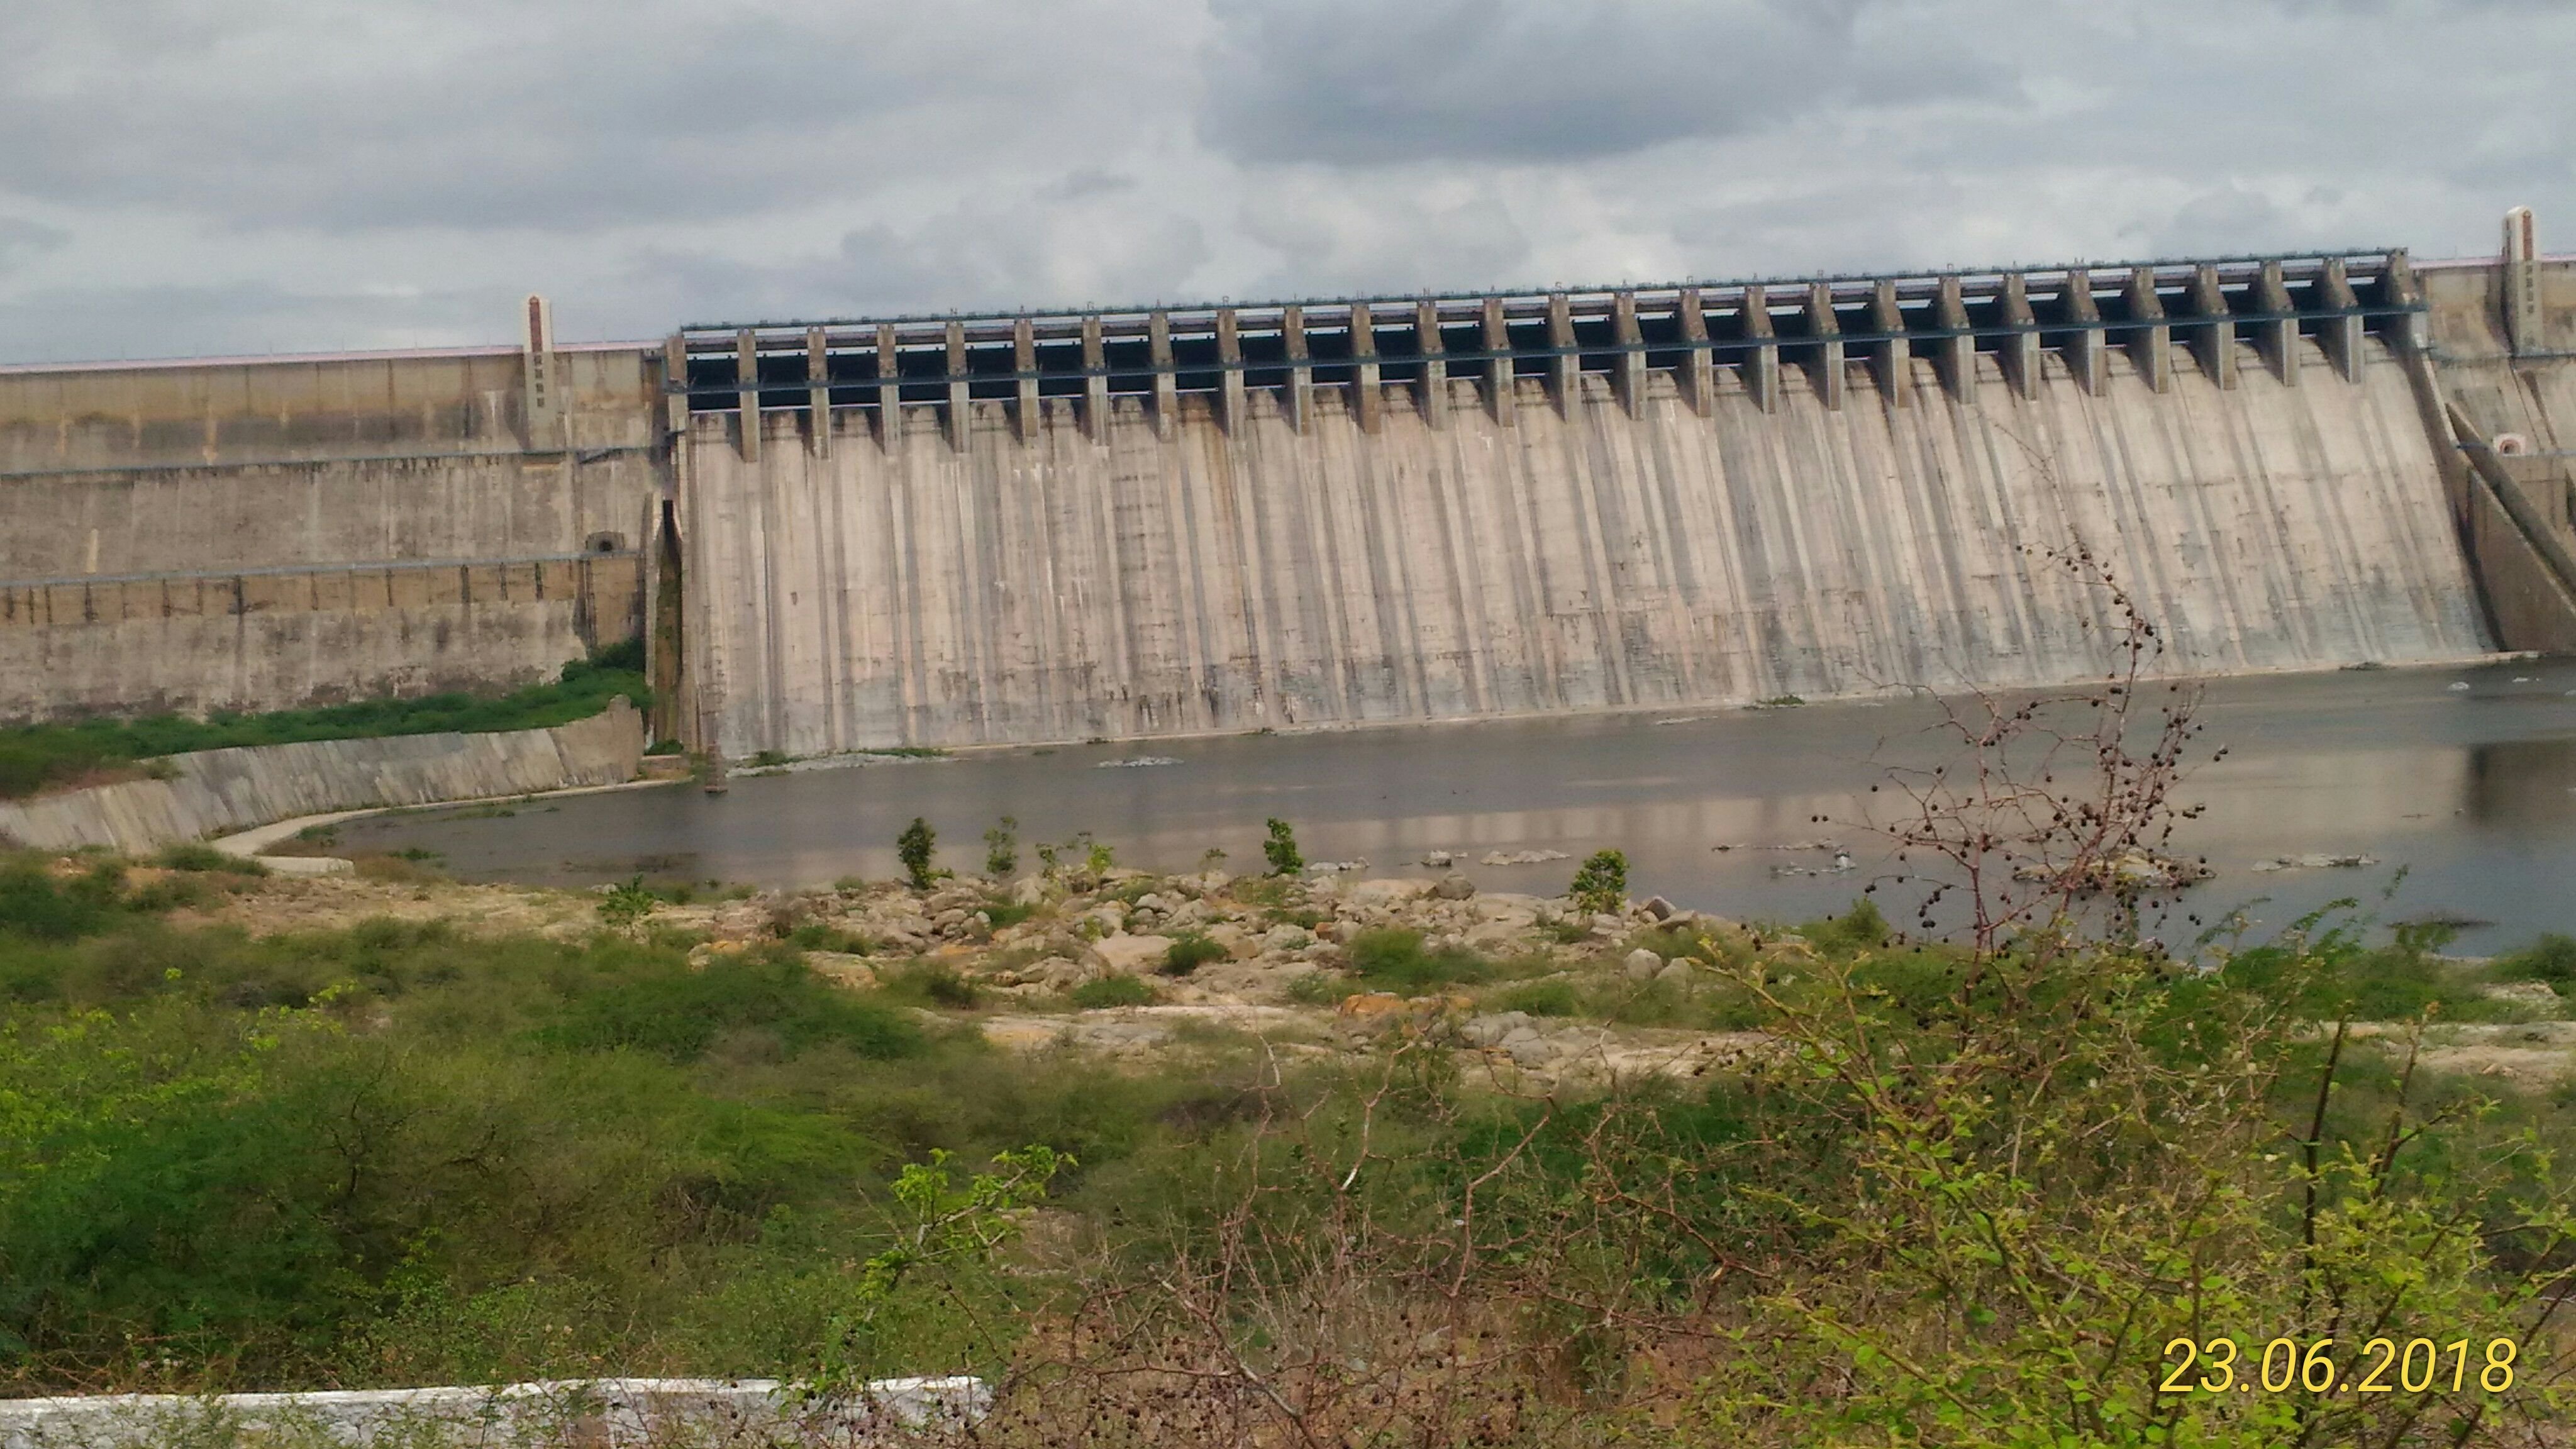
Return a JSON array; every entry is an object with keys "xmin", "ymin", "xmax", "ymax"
[
  {"xmin": 1567, "ymin": 848, "xmax": 1629, "ymax": 916},
  {"xmin": 1070, "ymin": 974, "xmax": 1157, "ymax": 1009},
  {"xmin": 897, "ymin": 817, "xmax": 944, "ymax": 891},
  {"xmin": 1161, "ymin": 933, "xmax": 1227, "ymax": 977},
  {"xmin": 1263, "ymin": 818, "xmax": 1303, "ymax": 877},
  {"xmin": 597, "ymin": 875, "xmax": 657, "ymax": 936},
  {"xmin": 983, "ymin": 815, "xmax": 1019, "ymax": 879}
]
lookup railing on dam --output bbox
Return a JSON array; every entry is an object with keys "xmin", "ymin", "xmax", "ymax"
[{"xmin": 669, "ymin": 251, "xmax": 2424, "ymax": 447}]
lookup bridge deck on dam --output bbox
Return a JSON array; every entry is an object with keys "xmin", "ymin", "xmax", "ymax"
[{"xmin": 671, "ymin": 252, "xmax": 2497, "ymax": 759}]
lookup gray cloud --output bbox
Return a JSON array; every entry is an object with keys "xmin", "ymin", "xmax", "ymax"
[
  {"xmin": 0, "ymin": 0, "xmax": 2567, "ymax": 364},
  {"xmin": 0, "ymin": 1, "xmax": 1167, "ymax": 231},
  {"xmin": 0, "ymin": 216, "xmax": 69, "ymax": 274},
  {"xmin": 1196, "ymin": 0, "xmax": 2009, "ymax": 166}
]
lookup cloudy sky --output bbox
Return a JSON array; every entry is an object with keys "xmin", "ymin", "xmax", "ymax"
[{"xmin": 0, "ymin": 0, "xmax": 2565, "ymax": 364}]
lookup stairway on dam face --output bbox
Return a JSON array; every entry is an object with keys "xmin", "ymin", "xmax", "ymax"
[{"xmin": 678, "ymin": 323, "xmax": 2491, "ymax": 758}]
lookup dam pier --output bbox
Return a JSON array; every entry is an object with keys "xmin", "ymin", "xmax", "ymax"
[{"xmin": 6, "ymin": 216, "xmax": 2575, "ymax": 760}]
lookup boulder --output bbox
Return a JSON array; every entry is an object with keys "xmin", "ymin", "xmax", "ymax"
[
  {"xmin": 1655, "ymin": 960, "xmax": 1694, "ymax": 986},
  {"xmin": 1346, "ymin": 877, "xmax": 1436, "ymax": 908},
  {"xmin": 1088, "ymin": 934, "xmax": 1177, "ymax": 976},
  {"xmin": 1009, "ymin": 875, "xmax": 1048, "ymax": 906},
  {"xmin": 1432, "ymin": 873, "xmax": 1477, "ymax": 901},
  {"xmin": 1460, "ymin": 1011, "xmax": 1534, "ymax": 1048},
  {"xmin": 1623, "ymin": 948, "xmax": 1664, "ymax": 982},
  {"xmin": 1205, "ymin": 923, "xmax": 1259, "ymax": 961},
  {"xmin": 1336, "ymin": 991, "xmax": 1410, "ymax": 1019},
  {"xmin": 1420, "ymin": 850, "xmax": 1455, "ymax": 868},
  {"xmin": 1640, "ymin": 896, "xmax": 1676, "ymax": 921},
  {"xmin": 1261, "ymin": 924, "xmax": 1316, "ymax": 953}
]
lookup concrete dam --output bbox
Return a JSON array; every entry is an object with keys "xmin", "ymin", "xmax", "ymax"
[{"xmin": 7, "ymin": 219, "xmax": 2576, "ymax": 761}]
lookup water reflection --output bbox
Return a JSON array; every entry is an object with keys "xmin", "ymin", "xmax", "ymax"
[{"xmin": 338, "ymin": 658, "xmax": 2576, "ymax": 953}]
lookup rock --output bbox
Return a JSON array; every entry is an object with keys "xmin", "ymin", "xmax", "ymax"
[
  {"xmin": 1087, "ymin": 935, "xmax": 1177, "ymax": 976},
  {"xmin": 1506, "ymin": 1034, "xmax": 1562, "ymax": 1067},
  {"xmin": 1135, "ymin": 892, "xmax": 1172, "ymax": 913},
  {"xmin": 1592, "ymin": 913, "xmax": 1626, "ymax": 938},
  {"xmin": 1009, "ymin": 875, "xmax": 1048, "ymax": 906},
  {"xmin": 1306, "ymin": 859, "xmax": 1370, "ymax": 875},
  {"xmin": 1460, "ymin": 1011, "xmax": 1533, "ymax": 1048},
  {"xmin": 1261, "ymin": 924, "xmax": 1315, "ymax": 953},
  {"xmin": 1319, "ymin": 919, "xmax": 1366, "ymax": 945},
  {"xmin": 1624, "ymin": 948, "xmax": 1664, "ymax": 981},
  {"xmin": 2485, "ymin": 980, "xmax": 2564, "ymax": 1010},
  {"xmin": 1420, "ymin": 850, "xmax": 1455, "ymax": 868},
  {"xmin": 804, "ymin": 952, "xmax": 878, "ymax": 989},
  {"xmin": 1655, "ymin": 960, "xmax": 1694, "ymax": 985},
  {"xmin": 1432, "ymin": 873, "xmax": 1477, "ymax": 901},
  {"xmin": 1336, "ymin": 991, "xmax": 1409, "ymax": 1019},
  {"xmin": 1640, "ymin": 896, "xmax": 1675, "ymax": 921},
  {"xmin": 2249, "ymin": 853, "xmax": 2379, "ymax": 873},
  {"xmin": 1205, "ymin": 923, "xmax": 1258, "ymax": 961},
  {"xmin": 1480, "ymin": 849, "xmax": 1570, "ymax": 867},
  {"xmin": 1346, "ymin": 877, "xmax": 1436, "ymax": 908}
]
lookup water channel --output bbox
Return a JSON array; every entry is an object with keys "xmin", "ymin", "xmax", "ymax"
[{"xmin": 340, "ymin": 657, "xmax": 2576, "ymax": 955}]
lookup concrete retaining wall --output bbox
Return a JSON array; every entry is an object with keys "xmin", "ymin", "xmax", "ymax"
[
  {"xmin": 0, "ymin": 1376, "xmax": 985, "ymax": 1449},
  {"xmin": 0, "ymin": 555, "xmax": 643, "ymax": 721},
  {"xmin": 682, "ymin": 333, "xmax": 2489, "ymax": 757},
  {"xmin": 0, "ymin": 343, "xmax": 663, "ymax": 721},
  {"xmin": 0, "ymin": 698, "xmax": 644, "ymax": 855}
]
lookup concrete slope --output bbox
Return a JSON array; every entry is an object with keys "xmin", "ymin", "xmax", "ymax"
[{"xmin": 685, "ymin": 336, "xmax": 2487, "ymax": 756}]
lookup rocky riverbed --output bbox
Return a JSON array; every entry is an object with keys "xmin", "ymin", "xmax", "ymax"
[{"xmin": 165, "ymin": 853, "xmax": 2574, "ymax": 1089}]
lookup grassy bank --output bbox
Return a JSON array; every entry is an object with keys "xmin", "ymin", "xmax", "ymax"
[
  {"xmin": 1, "ymin": 852, "xmax": 2568, "ymax": 1443},
  {"xmin": 0, "ymin": 641, "xmax": 647, "ymax": 800}
]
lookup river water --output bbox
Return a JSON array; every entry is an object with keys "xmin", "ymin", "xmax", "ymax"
[{"xmin": 340, "ymin": 657, "xmax": 2576, "ymax": 955}]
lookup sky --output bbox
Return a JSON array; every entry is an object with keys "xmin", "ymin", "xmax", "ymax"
[{"xmin": 0, "ymin": 0, "xmax": 2567, "ymax": 364}]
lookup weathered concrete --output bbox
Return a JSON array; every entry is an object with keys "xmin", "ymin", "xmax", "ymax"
[
  {"xmin": 0, "ymin": 336, "xmax": 662, "ymax": 721},
  {"xmin": 0, "ymin": 1376, "xmax": 985, "ymax": 1449},
  {"xmin": 0, "ymin": 554, "xmax": 640, "ymax": 721},
  {"xmin": 681, "ymin": 329, "xmax": 2487, "ymax": 758},
  {"xmin": 0, "ymin": 698, "xmax": 643, "ymax": 855}
]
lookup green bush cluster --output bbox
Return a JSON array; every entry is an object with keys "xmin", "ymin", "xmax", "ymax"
[{"xmin": 0, "ymin": 641, "xmax": 648, "ymax": 799}]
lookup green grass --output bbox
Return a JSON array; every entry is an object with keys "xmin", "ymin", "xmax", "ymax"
[
  {"xmin": 0, "ymin": 640, "xmax": 647, "ymax": 799},
  {"xmin": 2494, "ymin": 933, "xmax": 2576, "ymax": 991},
  {"xmin": 1070, "ymin": 974, "xmax": 1158, "ymax": 1009},
  {"xmin": 1345, "ymin": 928, "xmax": 1494, "ymax": 994},
  {"xmin": 1159, "ymin": 933, "xmax": 1227, "ymax": 977}
]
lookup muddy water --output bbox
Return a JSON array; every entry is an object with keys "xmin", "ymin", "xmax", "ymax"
[{"xmin": 338, "ymin": 658, "xmax": 2576, "ymax": 955}]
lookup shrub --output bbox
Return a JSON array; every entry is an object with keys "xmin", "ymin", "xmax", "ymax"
[
  {"xmin": 540, "ymin": 953, "xmax": 922, "ymax": 1063},
  {"xmin": 1262, "ymin": 818, "xmax": 1302, "ymax": 877},
  {"xmin": 1346, "ymin": 928, "xmax": 1491, "ymax": 993},
  {"xmin": 154, "ymin": 842, "xmax": 267, "ymax": 876},
  {"xmin": 1160, "ymin": 934, "xmax": 1227, "ymax": 977},
  {"xmin": 1567, "ymin": 848, "xmax": 1628, "ymax": 915},
  {"xmin": 983, "ymin": 816, "xmax": 1019, "ymax": 879},
  {"xmin": 897, "ymin": 818, "xmax": 941, "ymax": 891},
  {"xmin": 1797, "ymin": 897, "xmax": 1889, "ymax": 955},
  {"xmin": 877, "ymin": 960, "xmax": 980, "ymax": 1010},
  {"xmin": 2496, "ymin": 931, "xmax": 2576, "ymax": 989},
  {"xmin": 1282, "ymin": 972, "xmax": 1348, "ymax": 1006},
  {"xmin": 1070, "ymin": 974, "xmax": 1157, "ymax": 1009},
  {"xmin": 1491, "ymin": 979, "xmax": 1578, "ymax": 1017},
  {"xmin": 597, "ymin": 875, "xmax": 657, "ymax": 935}
]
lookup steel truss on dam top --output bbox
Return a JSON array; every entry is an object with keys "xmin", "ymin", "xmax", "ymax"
[{"xmin": 669, "ymin": 250, "xmax": 2425, "ymax": 447}]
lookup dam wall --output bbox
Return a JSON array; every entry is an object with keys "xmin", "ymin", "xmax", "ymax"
[
  {"xmin": 0, "ymin": 320, "xmax": 663, "ymax": 722},
  {"xmin": 675, "ymin": 255, "xmax": 2492, "ymax": 757}
]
